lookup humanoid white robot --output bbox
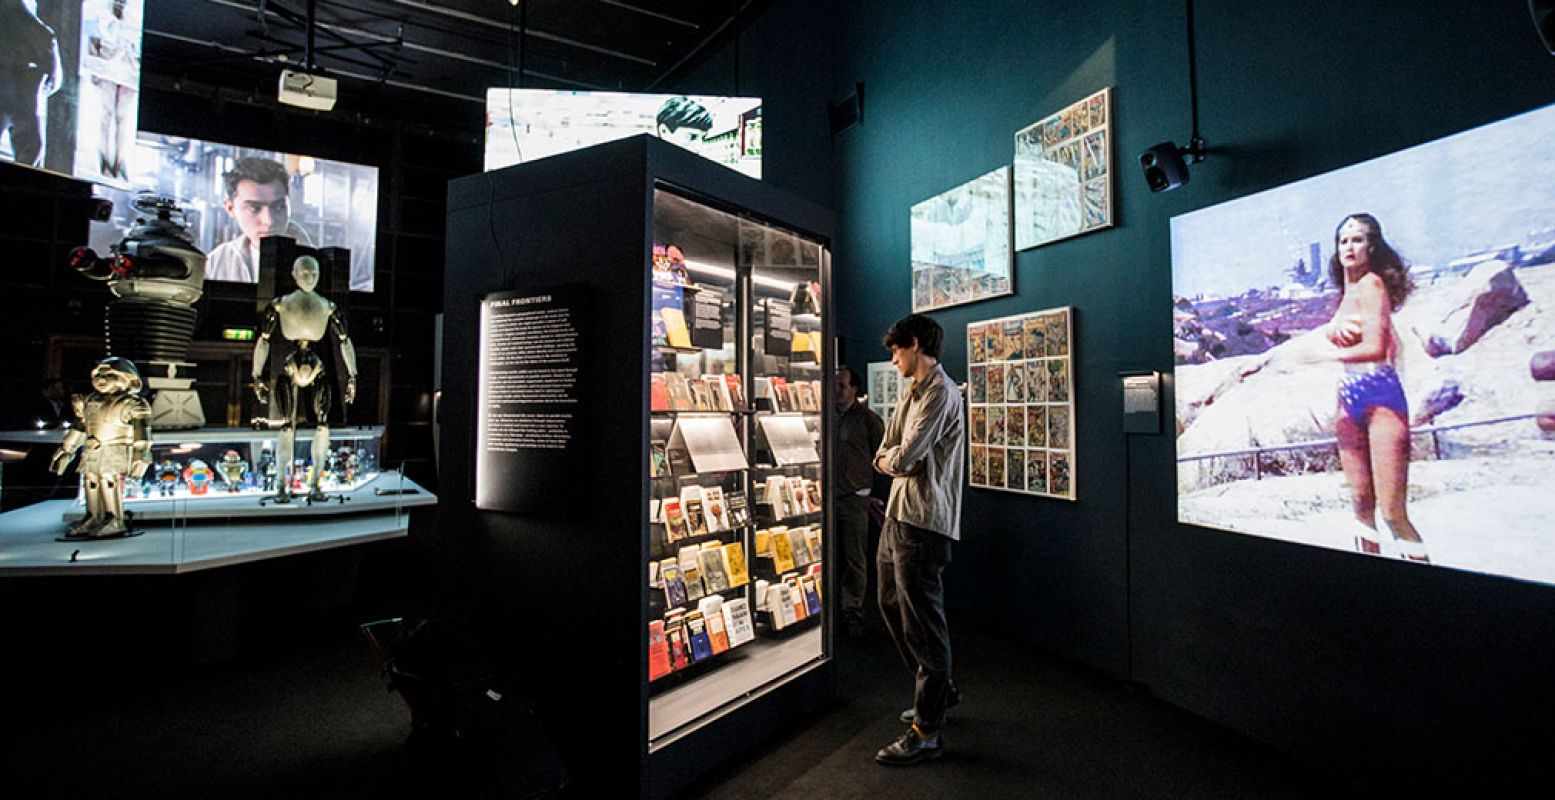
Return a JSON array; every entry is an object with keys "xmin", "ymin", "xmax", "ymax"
[
  {"xmin": 48, "ymin": 357, "xmax": 152, "ymax": 539},
  {"xmin": 251, "ymin": 256, "xmax": 357, "ymax": 502}
]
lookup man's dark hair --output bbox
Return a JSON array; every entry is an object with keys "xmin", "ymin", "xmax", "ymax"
[
  {"xmin": 656, "ymin": 96, "xmax": 714, "ymax": 134},
  {"xmin": 882, "ymin": 314, "xmax": 943, "ymax": 358},
  {"xmin": 839, "ymin": 366, "xmax": 863, "ymax": 391},
  {"xmin": 222, "ymin": 157, "xmax": 290, "ymax": 199}
]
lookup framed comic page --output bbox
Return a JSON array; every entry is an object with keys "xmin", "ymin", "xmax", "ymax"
[
  {"xmin": 966, "ymin": 306, "xmax": 1075, "ymax": 500},
  {"xmin": 866, "ymin": 360, "xmax": 911, "ymax": 422},
  {"xmin": 1013, "ymin": 88, "xmax": 1113, "ymax": 250},
  {"xmin": 910, "ymin": 167, "xmax": 1013, "ymax": 312}
]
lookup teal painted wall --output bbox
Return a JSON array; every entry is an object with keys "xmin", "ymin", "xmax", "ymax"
[{"xmin": 683, "ymin": 0, "xmax": 1555, "ymax": 772}]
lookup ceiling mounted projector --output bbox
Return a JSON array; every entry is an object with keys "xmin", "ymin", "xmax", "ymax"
[{"xmin": 278, "ymin": 69, "xmax": 337, "ymax": 111}]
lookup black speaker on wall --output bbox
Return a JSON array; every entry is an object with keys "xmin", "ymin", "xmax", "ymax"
[{"xmin": 1534, "ymin": 0, "xmax": 1555, "ymax": 55}]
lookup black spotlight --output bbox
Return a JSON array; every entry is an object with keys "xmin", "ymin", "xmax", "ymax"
[{"xmin": 1140, "ymin": 138, "xmax": 1205, "ymax": 193}]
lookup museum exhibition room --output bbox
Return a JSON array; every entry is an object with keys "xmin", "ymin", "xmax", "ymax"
[{"xmin": 1, "ymin": 0, "xmax": 1553, "ymax": 797}]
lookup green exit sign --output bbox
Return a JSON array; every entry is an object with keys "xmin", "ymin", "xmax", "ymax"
[{"xmin": 222, "ymin": 328, "xmax": 256, "ymax": 341}]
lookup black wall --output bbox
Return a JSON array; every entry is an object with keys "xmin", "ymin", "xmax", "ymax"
[{"xmin": 676, "ymin": 0, "xmax": 1555, "ymax": 776}]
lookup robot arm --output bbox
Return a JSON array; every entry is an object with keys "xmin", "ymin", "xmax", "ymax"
[
  {"xmin": 125, "ymin": 399, "xmax": 153, "ymax": 479},
  {"xmin": 253, "ymin": 302, "xmax": 279, "ymax": 403},
  {"xmin": 50, "ymin": 428, "xmax": 87, "ymax": 476},
  {"xmin": 49, "ymin": 394, "xmax": 87, "ymax": 474},
  {"xmin": 330, "ymin": 310, "xmax": 359, "ymax": 405}
]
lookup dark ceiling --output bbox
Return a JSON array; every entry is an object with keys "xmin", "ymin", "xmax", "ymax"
[{"xmin": 143, "ymin": 0, "xmax": 767, "ymax": 133}]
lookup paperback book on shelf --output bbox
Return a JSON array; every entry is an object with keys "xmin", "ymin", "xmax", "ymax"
[
  {"xmin": 763, "ymin": 479, "xmax": 790, "ymax": 519},
  {"xmin": 769, "ymin": 529, "xmax": 797, "ymax": 572},
  {"xmin": 726, "ymin": 490, "xmax": 752, "ymax": 528},
  {"xmin": 678, "ymin": 545, "xmax": 706, "ymax": 601},
  {"xmin": 703, "ymin": 375, "xmax": 733, "ymax": 411},
  {"xmin": 786, "ymin": 477, "xmax": 809, "ymax": 517},
  {"xmin": 690, "ymin": 381, "xmax": 714, "ymax": 411},
  {"xmin": 681, "ymin": 486, "xmax": 710, "ymax": 538},
  {"xmin": 663, "ymin": 497, "xmax": 690, "ymax": 542},
  {"xmin": 662, "ymin": 307, "xmax": 692, "ymax": 349},
  {"xmin": 794, "ymin": 380, "xmax": 818, "ymax": 412},
  {"xmin": 766, "ymin": 583, "xmax": 795, "ymax": 629},
  {"xmin": 685, "ymin": 611, "xmax": 713, "ymax": 662},
  {"xmin": 665, "ymin": 372, "xmax": 695, "ymax": 411},
  {"xmin": 788, "ymin": 527, "xmax": 813, "ymax": 567},
  {"xmin": 723, "ymin": 597, "xmax": 756, "ymax": 645},
  {"xmin": 703, "ymin": 485, "xmax": 732, "ymax": 532},
  {"xmin": 770, "ymin": 377, "xmax": 792, "ymax": 412},
  {"xmin": 661, "ymin": 558, "xmax": 687, "ymax": 606},
  {"xmin": 649, "ymin": 441, "xmax": 669, "ymax": 478},
  {"xmin": 786, "ymin": 576, "xmax": 808, "ymax": 620},
  {"xmin": 648, "ymin": 620, "xmax": 671, "ymax": 681},
  {"xmin": 721, "ymin": 541, "xmax": 750, "ymax": 587},
  {"xmin": 705, "ymin": 606, "xmax": 731, "ymax": 654},
  {"xmin": 651, "ymin": 374, "xmax": 669, "ymax": 412},
  {"xmin": 800, "ymin": 574, "xmax": 822, "ymax": 617},
  {"xmin": 804, "ymin": 526, "xmax": 824, "ymax": 563},
  {"xmin": 699, "ymin": 544, "xmax": 731, "ymax": 593},
  {"xmin": 666, "ymin": 617, "xmax": 690, "ymax": 669},
  {"xmin": 724, "ymin": 374, "xmax": 747, "ymax": 410}
]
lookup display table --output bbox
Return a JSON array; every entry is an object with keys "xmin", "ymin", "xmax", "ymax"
[{"xmin": 0, "ymin": 472, "xmax": 435, "ymax": 576}]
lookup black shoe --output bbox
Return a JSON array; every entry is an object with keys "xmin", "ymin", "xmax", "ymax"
[
  {"xmin": 898, "ymin": 684, "xmax": 961, "ymax": 724},
  {"xmin": 875, "ymin": 728, "xmax": 943, "ymax": 766}
]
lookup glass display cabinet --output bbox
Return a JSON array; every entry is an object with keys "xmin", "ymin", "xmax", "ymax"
[
  {"xmin": 0, "ymin": 425, "xmax": 431, "ymax": 574},
  {"xmin": 441, "ymin": 134, "xmax": 834, "ymax": 799}
]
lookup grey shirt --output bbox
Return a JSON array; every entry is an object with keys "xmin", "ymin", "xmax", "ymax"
[{"xmin": 875, "ymin": 363, "xmax": 964, "ymax": 540}]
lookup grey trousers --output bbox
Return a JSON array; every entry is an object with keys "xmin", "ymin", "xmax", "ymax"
[
  {"xmin": 836, "ymin": 492, "xmax": 871, "ymax": 619},
  {"xmin": 877, "ymin": 516, "xmax": 953, "ymax": 731}
]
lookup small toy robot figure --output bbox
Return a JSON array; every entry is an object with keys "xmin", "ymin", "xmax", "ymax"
[
  {"xmin": 252, "ymin": 255, "xmax": 358, "ymax": 502},
  {"xmin": 257, "ymin": 446, "xmax": 277, "ymax": 492},
  {"xmin": 48, "ymin": 358, "xmax": 152, "ymax": 539},
  {"xmin": 337, "ymin": 444, "xmax": 359, "ymax": 486},
  {"xmin": 216, "ymin": 449, "xmax": 249, "ymax": 492},
  {"xmin": 289, "ymin": 459, "xmax": 308, "ymax": 493},
  {"xmin": 184, "ymin": 459, "xmax": 213, "ymax": 495},
  {"xmin": 151, "ymin": 458, "xmax": 184, "ymax": 497}
]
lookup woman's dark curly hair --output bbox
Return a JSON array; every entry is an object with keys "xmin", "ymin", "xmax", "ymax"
[{"xmin": 1328, "ymin": 212, "xmax": 1413, "ymax": 310}]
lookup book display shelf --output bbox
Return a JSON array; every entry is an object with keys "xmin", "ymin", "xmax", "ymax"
[
  {"xmin": 441, "ymin": 136, "xmax": 834, "ymax": 799},
  {"xmin": 646, "ymin": 188, "xmax": 830, "ymax": 748}
]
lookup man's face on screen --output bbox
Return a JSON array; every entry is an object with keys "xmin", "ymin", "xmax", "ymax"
[{"xmin": 224, "ymin": 179, "xmax": 290, "ymax": 247}]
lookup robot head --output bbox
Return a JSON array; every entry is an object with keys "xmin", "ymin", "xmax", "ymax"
[
  {"xmin": 69, "ymin": 193, "xmax": 205, "ymax": 307},
  {"xmin": 292, "ymin": 255, "xmax": 321, "ymax": 292},
  {"xmin": 89, "ymin": 357, "xmax": 143, "ymax": 394},
  {"xmin": 223, "ymin": 449, "xmax": 241, "ymax": 462}
]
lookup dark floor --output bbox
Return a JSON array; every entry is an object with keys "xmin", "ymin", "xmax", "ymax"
[
  {"xmin": 682, "ymin": 613, "xmax": 1338, "ymax": 800},
  {"xmin": 0, "ymin": 551, "xmax": 1350, "ymax": 800}
]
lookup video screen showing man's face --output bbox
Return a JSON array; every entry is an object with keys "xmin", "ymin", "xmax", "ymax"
[
  {"xmin": 226, "ymin": 179, "xmax": 290, "ymax": 246},
  {"xmin": 88, "ymin": 134, "xmax": 380, "ymax": 291}
]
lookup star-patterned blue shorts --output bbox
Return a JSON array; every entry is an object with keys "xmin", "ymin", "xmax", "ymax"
[{"xmin": 1338, "ymin": 364, "xmax": 1408, "ymax": 426}]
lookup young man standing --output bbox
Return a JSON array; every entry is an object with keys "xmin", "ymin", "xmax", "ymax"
[{"xmin": 872, "ymin": 313, "xmax": 964, "ymax": 766}]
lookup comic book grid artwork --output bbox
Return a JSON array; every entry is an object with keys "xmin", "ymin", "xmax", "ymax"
[
  {"xmin": 866, "ymin": 361, "xmax": 911, "ymax": 423},
  {"xmin": 910, "ymin": 167, "xmax": 1013, "ymax": 312},
  {"xmin": 1013, "ymin": 88, "xmax": 1113, "ymax": 251},
  {"xmin": 966, "ymin": 307, "xmax": 1075, "ymax": 499}
]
